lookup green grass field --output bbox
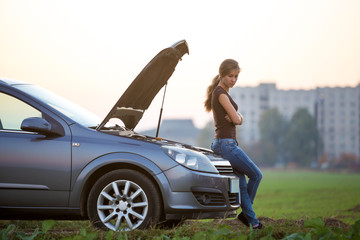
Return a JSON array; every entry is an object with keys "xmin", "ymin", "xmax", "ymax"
[
  {"xmin": 254, "ymin": 170, "xmax": 360, "ymax": 224},
  {"xmin": 1, "ymin": 170, "xmax": 360, "ymax": 239}
]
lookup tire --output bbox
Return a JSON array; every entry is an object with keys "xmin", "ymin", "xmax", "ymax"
[{"xmin": 87, "ymin": 169, "xmax": 162, "ymax": 231}]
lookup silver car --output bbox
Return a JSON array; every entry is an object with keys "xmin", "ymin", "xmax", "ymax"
[{"xmin": 0, "ymin": 40, "xmax": 240, "ymax": 231}]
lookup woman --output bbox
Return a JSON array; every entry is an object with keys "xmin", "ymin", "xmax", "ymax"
[{"xmin": 204, "ymin": 59, "xmax": 263, "ymax": 229}]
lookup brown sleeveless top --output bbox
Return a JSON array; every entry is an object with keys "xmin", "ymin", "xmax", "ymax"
[{"xmin": 211, "ymin": 86, "xmax": 238, "ymax": 139}]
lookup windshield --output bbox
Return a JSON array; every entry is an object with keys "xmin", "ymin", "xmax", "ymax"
[{"xmin": 15, "ymin": 84, "xmax": 101, "ymax": 127}]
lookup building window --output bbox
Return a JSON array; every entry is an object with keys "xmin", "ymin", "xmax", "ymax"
[{"xmin": 351, "ymin": 135, "xmax": 356, "ymax": 141}]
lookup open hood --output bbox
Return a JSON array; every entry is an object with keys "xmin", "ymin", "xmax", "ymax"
[{"xmin": 97, "ymin": 40, "xmax": 189, "ymax": 130}]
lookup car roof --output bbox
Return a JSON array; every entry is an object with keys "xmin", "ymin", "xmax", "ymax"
[{"xmin": 0, "ymin": 78, "xmax": 28, "ymax": 86}]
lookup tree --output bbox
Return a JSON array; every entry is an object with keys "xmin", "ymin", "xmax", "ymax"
[
  {"xmin": 284, "ymin": 108, "xmax": 322, "ymax": 167},
  {"xmin": 258, "ymin": 108, "xmax": 288, "ymax": 166}
]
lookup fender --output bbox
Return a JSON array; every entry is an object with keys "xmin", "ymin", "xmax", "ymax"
[{"xmin": 68, "ymin": 152, "xmax": 168, "ymax": 207}]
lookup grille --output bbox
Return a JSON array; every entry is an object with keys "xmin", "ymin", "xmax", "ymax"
[
  {"xmin": 193, "ymin": 192, "xmax": 225, "ymax": 206},
  {"xmin": 193, "ymin": 192, "xmax": 240, "ymax": 206},
  {"xmin": 228, "ymin": 193, "xmax": 239, "ymax": 205},
  {"xmin": 205, "ymin": 155, "xmax": 234, "ymax": 174},
  {"xmin": 214, "ymin": 164, "xmax": 233, "ymax": 174}
]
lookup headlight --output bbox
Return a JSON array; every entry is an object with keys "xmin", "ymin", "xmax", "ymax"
[{"xmin": 162, "ymin": 146, "xmax": 219, "ymax": 173}]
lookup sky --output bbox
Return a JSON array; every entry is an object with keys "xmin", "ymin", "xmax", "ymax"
[{"xmin": 1, "ymin": 0, "xmax": 360, "ymax": 131}]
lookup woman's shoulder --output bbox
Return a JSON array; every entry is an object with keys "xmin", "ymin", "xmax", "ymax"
[{"xmin": 213, "ymin": 86, "xmax": 227, "ymax": 95}]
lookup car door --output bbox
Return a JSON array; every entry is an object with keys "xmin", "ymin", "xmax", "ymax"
[{"xmin": 0, "ymin": 90, "xmax": 71, "ymax": 207}]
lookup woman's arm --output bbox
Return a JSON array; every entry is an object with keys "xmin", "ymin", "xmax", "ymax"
[{"xmin": 219, "ymin": 94, "xmax": 243, "ymax": 125}]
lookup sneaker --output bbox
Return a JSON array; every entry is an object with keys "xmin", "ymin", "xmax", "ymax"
[
  {"xmin": 237, "ymin": 212, "xmax": 249, "ymax": 227},
  {"xmin": 252, "ymin": 222, "xmax": 263, "ymax": 230}
]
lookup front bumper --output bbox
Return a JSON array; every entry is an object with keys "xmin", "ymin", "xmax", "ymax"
[{"xmin": 157, "ymin": 165, "xmax": 240, "ymax": 220}]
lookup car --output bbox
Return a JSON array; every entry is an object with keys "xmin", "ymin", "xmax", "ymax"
[{"xmin": 0, "ymin": 40, "xmax": 240, "ymax": 231}]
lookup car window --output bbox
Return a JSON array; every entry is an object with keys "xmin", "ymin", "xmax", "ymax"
[
  {"xmin": 14, "ymin": 84, "xmax": 101, "ymax": 128},
  {"xmin": 0, "ymin": 93, "xmax": 42, "ymax": 130}
]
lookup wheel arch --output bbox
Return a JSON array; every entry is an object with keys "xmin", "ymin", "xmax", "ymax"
[{"xmin": 69, "ymin": 153, "xmax": 165, "ymax": 218}]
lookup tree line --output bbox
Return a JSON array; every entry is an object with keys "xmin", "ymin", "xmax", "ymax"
[{"xmin": 197, "ymin": 108, "xmax": 322, "ymax": 168}]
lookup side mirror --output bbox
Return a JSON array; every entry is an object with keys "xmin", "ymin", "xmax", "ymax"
[{"xmin": 21, "ymin": 117, "xmax": 52, "ymax": 135}]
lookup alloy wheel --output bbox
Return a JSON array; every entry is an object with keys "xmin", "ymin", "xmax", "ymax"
[{"xmin": 97, "ymin": 180, "xmax": 149, "ymax": 231}]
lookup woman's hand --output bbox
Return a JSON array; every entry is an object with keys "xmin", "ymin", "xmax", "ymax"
[
  {"xmin": 225, "ymin": 113, "xmax": 243, "ymax": 125},
  {"xmin": 225, "ymin": 114, "xmax": 232, "ymax": 123},
  {"xmin": 237, "ymin": 112, "xmax": 244, "ymax": 125}
]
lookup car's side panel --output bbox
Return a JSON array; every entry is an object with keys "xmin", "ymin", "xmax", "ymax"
[
  {"xmin": 0, "ymin": 131, "xmax": 71, "ymax": 207},
  {"xmin": 68, "ymin": 151, "xmax": 169, "ymax": 207},
  {"xmin": 0, "ymin": 88, "xmax": 72, "ymax": 207},
  {"xmin": 68, "ymin": 124, "xmax": 178, "ymax": 186}
]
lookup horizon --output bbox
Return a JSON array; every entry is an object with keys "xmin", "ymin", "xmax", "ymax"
[{"xmin": 236, "ymin": 81, "xmax": 360, "ymax": 90}]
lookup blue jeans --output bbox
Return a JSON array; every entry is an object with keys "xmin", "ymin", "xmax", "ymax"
[{"xmin": 211, "ymin": 138, "xmax": 262, "ymax": 225}]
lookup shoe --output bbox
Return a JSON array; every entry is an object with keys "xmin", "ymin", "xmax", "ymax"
[
  {"xmin": 252, "ymin": 222, "xmax": 263, "ymax": 230},
  {"xmin": 237, "ymin": 212, "xmax": 249, "ymax": 227}
]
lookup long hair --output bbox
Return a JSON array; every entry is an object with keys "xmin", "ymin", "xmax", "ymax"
[{"xmin": 204, "ymin": 59, "xmax": 240, "ymax": 112}]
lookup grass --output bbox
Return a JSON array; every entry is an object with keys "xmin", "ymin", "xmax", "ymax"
[
  {"xmin": 1, "ymin": 170, "xmax": 360, "ymax": 239},
  {"xmin": 254, "ymin": 170, "xmax": 360, "ymax": 224}
]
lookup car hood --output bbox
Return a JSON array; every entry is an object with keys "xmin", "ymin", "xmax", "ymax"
[{"xmin": 97, "ymin": 40, "xmax": 189, "ymax": 130}]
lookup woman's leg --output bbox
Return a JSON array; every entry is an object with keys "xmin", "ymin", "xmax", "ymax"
[
  {"xmin": 225, "ymin": 144, "xmax": 262, "ymax": 204},
  {"xmin": 235, "ymin": 148, "xmax": 262, "ymax": 204},
  {"xmin": 212, "ymin": 139, "xmax": 262, "ymax": 225},
  {"xmin": 235, "ymin": 170, "xmax": 258, "ymax": 225}
]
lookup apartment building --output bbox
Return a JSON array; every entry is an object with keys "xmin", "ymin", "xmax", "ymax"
[
  {"xmin": 315, "ymin": 86, "xmax": 360, "ymax": 160},
  {"xmin": 230, "ymin": 83, "xmax": 360, "ymax": 161}
]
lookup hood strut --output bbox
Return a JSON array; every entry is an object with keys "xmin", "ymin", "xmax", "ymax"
[{"xmin": 156, "ymin": 83, "xmax": 168, "ymax": 138}]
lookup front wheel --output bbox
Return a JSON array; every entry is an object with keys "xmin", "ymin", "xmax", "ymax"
[{"xmin": 87, "ymin": 169, "xmax": 162, "ymax": 231}]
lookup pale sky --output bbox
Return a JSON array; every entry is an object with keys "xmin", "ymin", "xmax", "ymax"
[{"xmin": 1, "ymin": 0, "xmax": 360, "ymax": 131}]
